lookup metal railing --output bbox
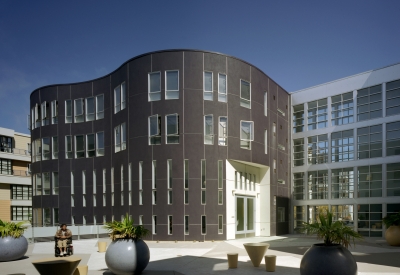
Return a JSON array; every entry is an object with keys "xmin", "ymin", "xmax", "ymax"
[{"xmin": 0, "ymin": 147, "xmax": 31, "ymax": 156}]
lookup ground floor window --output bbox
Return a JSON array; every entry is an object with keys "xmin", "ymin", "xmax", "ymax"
[{"xmin": 11, "ymin": 206, "xmax": 32, "ymax": 221}]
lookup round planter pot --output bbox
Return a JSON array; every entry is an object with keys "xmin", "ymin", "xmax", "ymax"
[
  {"xmin": 385, "ymin": 225, "xmax": 400, "ymax": 246},
  {"xmin": 0, "ymin": 236, "xmax": 28, "ymax": 262},
  {"xmin": 300, "ymin": 244, "xmax": 357, "ymax": 275},
  {"xmin": 105, "ymin": 239, "xmax": 150, "ymax": 275}
]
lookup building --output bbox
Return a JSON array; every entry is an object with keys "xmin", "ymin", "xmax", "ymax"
[
  {"xmin": 0, "ymin": 127, "xmax": 31, "ymax": 222},
  {"xmin": 291, "ymin": 63, "xmax": 400, "ymax": 237},
  {"xmin": 29, "ymin": 49, "xmax": 291, "ymax": 240}
]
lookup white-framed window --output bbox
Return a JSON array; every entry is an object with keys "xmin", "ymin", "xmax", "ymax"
[
  {"xmin": 168, "ymin": 190, "xmax": 172, "ymax": 205},
  {"xmin": 52, "ymin": 172, "xmax": 59, "ymax": 195},
  {"xmin": 201, "ymin": 215, "xmax": 206, "ymax": 235},
  {"xmin": 148, "ymin": 72, "xmax": 161, "ymax": 101},
  {"xmin": 43, "ymin": 172, "xmax": 50, "ymax": 195},
  {"xmin": 240, "ymin": 80, "xmax": 251, "ymax": 108},
  {"xmin": 74, "ymin": 98, "xmax": 84, "ymax": 123},
  {"xmin": 204, "ymin": 71, "xmax": 213, "ymax": 100},
  {"xmin": 139, "ymin": 190, "xmax": 143, "ymax": 205},
  {"xmin": 42, "ymin": 137, "xmax": 50, "ymax": 160},
  {"xmin": 114, "ymin": 123, "xmax": 126, "ymax": 152},
  {"xmin": 34, "ymin": 139, "xmax": 42, "ymax": 162},
  {"xmin": 30, "ymin": 107, "xmax": 35, "ymax": 130},
  {"xmin": 86, "ymin": 134, "xmax": 95, "ymax": 157},
  {"xmin": 218, "ymin": 73, "xmax": 227, "ymax": 102},
  {"xmin": 165, "ymin": 70, "xmax": 179, "ymax": 99},
  {"xmin": 204, "ymin": 115, "xmax": 213, "ymax": 145},
  {"xmin": 114, "ymin": 82, "xmax": 126, "ymax": 113},
  {"xmin": 52, "ymin": 136, "xmax": 58, "ymax": 159},
  {"xmin": 218, "ymin": 215, "xmax": 223, "ymax": 234},
  {"xmin": 168, "ymin": 215, "xmax": 173, "ymax": 235},
  {"xmin": 96, "ymin": 132, "xmax": 104, "ymax": 156},
  {"xmin": 139, "ymin": 161, "xmax": 143, "ymax": 190},
  {"xmin": 82, "ymin": 171, "xmax": 86, "ymax": 194},
  {"xmin": 240, "ymin": 120, "xmax": 254, "ymax": 149},
  {"xmin": 166, "ymin": 114, "xmax": 179, "ymax": 144},
  {"xmin": 201, "ymin": 159, "xmax": 206, "ymax": 205},
  {"xmin": 75, "ymin": 135, "xmax": 85, "ymax": 158},
  {"xmin": 149, "ymin": 115, "xmax": 161, "ymax": 145},
  {"xmin": 41, "ymin": 101, "xmax": 49, "ymax": 126},
  {"xmin": 218, "ymin": 116, "xmax": 227, "ymax": 146},
  {"xmin": 167, "ymin": 159, "xmax": 172, "ymax": 189},
  {"xmin": 152, "ymin": 160, "xmax": 157, "ymax": 189},
  {"xmin": 139, "ymin": 215, "xmax": 143, "ymax": 225},
  {"xmin": 93, "ymin": 170, "xmax": 97, "ymax": 194},
  {"xmin": 264, "ymin": 130, "xmax": 268, "ymax": 154},
  {"xmin": 152, "ymin": 215, "xmax": 157, "ymax": 234},
  {"xmin": 96, "ymin": 94, "xmax": 104, "ymax": 120},
  {"xmin": 65, "ymin": 136, "xmax": 73, "ymax": 159},
  {"xmin": 184, "ymin": 215, "xmax": 189, "ymax": 235},
  {"xmin": 51, "ymin": 100, "xmax": 58, "ymax": 124},
  {"xmin": 218, "ymin": 190, "xmax": 223, "ymax": 205},
  {"xmin": 35, "ymin": 103, "xmax": 41, "ymax": 126},
  {"xmin": 264, "ymin": 92, "xmax": 268, "ymax": 116},
  {"xmin": 85, "ymin": 97, "xmax": 95, "ymax": 121},
  {"xmin": 65, "ymin": 100, "xmax": 72, "ymax": 123}
]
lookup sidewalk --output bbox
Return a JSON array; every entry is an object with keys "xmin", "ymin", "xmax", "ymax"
[{"xmin": 2, "ymin": 235, "xmax": 400, "ymax": 275}]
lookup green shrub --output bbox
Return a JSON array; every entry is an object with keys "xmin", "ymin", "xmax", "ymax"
[
  {"xmin": 0, "ymin": 219, "xmax": 27, "ymax": 238},
  {"xmin": 383, "ymin": 211, "xmax": 400, "ymax": 227},
  {"xmin": 104, "ymin": 214, "xmax": 150, "ymax": 241}
]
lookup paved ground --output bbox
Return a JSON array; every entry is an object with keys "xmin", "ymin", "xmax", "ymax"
[{"xmin": 2, "ymin": 235, "xmax": 400, "ymax": 275}]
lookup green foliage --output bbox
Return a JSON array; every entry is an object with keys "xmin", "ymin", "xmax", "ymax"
[
  {"xmin": 103, "ymin": 214, "xmax": 150, "ymax": 241},
  {"xmin": 302, "ymin": 210, "xmax": 363, "ymax": 248},
  {"xmin": 0, "ymin": 219, "xmax": 27, "ymax": 238},
  {"xmin": 383, "ymin": 212, "xmax": 400, "ymax": 227}
]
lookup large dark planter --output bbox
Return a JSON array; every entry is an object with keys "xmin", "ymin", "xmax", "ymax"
[
  {"xmin": 385, "ymin": 225, "xmax": 400, "ymax": 246},
  {"xmin": 0, "ymin": 236, "xmax": 28, "ymax": 261},
  {"xmin": 105, "ymin": 239, "xmax": 150, "ymax": 275},
  {"xmin": 300, "ymin": 244, "xmax": 357, "ymax": 275}
]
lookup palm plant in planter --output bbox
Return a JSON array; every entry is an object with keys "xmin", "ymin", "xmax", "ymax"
[
  {"xmin": 0, "ymin": 219, "xmax": 28, "ymax": 261},
  {"xmin": 300, "ymin": 210, "xmax": 363, "ymax": 275},
  {"xmin": 103, "ymin": 214, "xmax": 151, "ymax": 275},
  {"xmin": 383, "ymin": 211, "xmax": 400, "ymax": 246}
]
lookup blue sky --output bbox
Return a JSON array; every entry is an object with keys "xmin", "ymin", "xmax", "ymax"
[{"xmin": 1, "ymin": 1, "xmax": 399, "ymax": 135}]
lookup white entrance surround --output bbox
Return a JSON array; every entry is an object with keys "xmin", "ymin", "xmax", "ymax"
[{"xmin": 226, "ymin": 160, "xmax": 271, "ymax": 239}]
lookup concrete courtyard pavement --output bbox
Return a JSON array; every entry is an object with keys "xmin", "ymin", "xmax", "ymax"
[{"xmin": 2, "ymin": 235, "xmax": 400, "ymax": 275}]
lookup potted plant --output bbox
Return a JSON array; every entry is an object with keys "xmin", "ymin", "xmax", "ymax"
[
  {"xmin": 300, "ymin": 210, "xmax": 363, "ymax": 275},
  {"xmin": 103, "ymin": 214, "xmax": 151, "ymax": 275},
  {"xmin": 383, "ymin": 211, "xmax": 400, "ymax": 246},
  {"xmin": 0, "ymin": 219, "xmax": 28, "ymax": 261}
]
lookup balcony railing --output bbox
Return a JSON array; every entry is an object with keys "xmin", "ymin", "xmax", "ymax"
[{"xmin": 0, "ymin": 147, "xmax": 31, "ymax": 156}]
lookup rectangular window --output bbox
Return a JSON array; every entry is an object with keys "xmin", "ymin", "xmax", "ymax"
[
  {"xmin": 204, "ymin": 115, "xmax": 213, "ymax": 145},
  {"xmin": 167, "ymin": 159, "xmax": 172, "ymax": 189},
  {"xmin": 357, "ymin": 204, "xmax": 382, "ymax": 237},
  {"xmin": 308, "ymin": 170, "xmax": 328, "ymax": 199},
  {"xmin": 11, "ymin": 206, "xmax": 32, "ymax": 221},
  {"xmin": 184, "ymin": 215, "xmax": 189, "ymax": 235},
  {"xmin": 71, "ymin": 172, "xmax": 74, "ymax": 194},
  {"xmin": 358, "ymin": 165, "xmax": 382, "ymax": 197},
  {"xmin": 204, "ymin": 71, "xmax": 213, "ymax": 100},
  {"xmin": 74, "ymin": 98, "xmax": 84, "ymax": 123},
  {"xmin": 152, "ymin": 160, "xmax": 157, "ymax": 189},
  {"xmin": 114, "ymin": 83, "xmax": 126, "ymax": 113},
  {"xmin": 357, "ymin": 84, "xmax": 382, "ymax": 121},
  {"xmin": 166, "ymin": 114, "xmax": 179, "ymax": 144},
  {"xmin": 52, "ymin": 172, "xmax": 59, "ymax": 195},
  {"xmin": 331, "ymin": 168, "xmax": 354, "ymax": 199},
  {"xmin": 201, "ymin": 190, "xmax": 206, "ymax": 205},
  {"xmin": 86, "ymin": 134, "xmax": 95, "ymax": 157},
  {"xmin": 218, "ymin": 215, "xmax": 223, "ymax": 234},
  {"xmin": 35, "ymin": 103, "xmax": 41, "ymax": 128},
  {"xmin": 264, "ymin": 130, "xmax": 268, "ymax": 154},
  {"xmin": 331, "ymin": 92, "xmax": 353, "ymax": 125},
  {"xmin": 30, "ymin": 107, "xmax": 35, "ymax": 130},
  {"xmin": 114, "ymin": 125, "xmax": 121, "ymax": 152},
  {"xmin": 218, "ymin": 116, "xmax": 227, "ymax": 146},
  {"xmin": 139, "ymin": 215, "xmax": 143, "ymax": 225},
  {"xmin": 149, "ymin": 72, "xmax": 161, "ymax": 101},
  {"xmin": 43, "ymin": 172, "xmax": 50, "ymax": 195},
  {"xmin": 96, "ymin": 132, "xmax": 104, "ymax": 156},
  {"xmin": 66, "ymin": 136, "xmax": 73, "ymax": 159},
  {"xmin": 11, "ymin": 185, "xmax": 32, "ymax": 200},
  {"xmin": 121, "ymin": 82, "xmax": 126, "ymax": 110},
  {"xmin": 357, "ymin": 125, "xmax": 382, "ymax": 159},
  {"xmin": 166, "ymin": 70, "xmax": 179, "ymax": 99},
  {"xmin": 240, "ymin": 80, "xmax": 251, "ymax": 108},
  {"xmin": 240, "ymin": 121, "xmax": 254, "ymax": 150},
  {"xmin": 307, "ymin": 134, "xmax": 328, "ymax": 164},
  {"xmin": 218, "ymin": 160, "xmax": 223, "ymax": 189},
  {"xmin": 43, "ymin": 208, "xmax": 51, "ymax": 226},
  {"xmin": 82, "ymin": 171, "xmax": 86, "ymax": 194},
  {"xmin": 65, "ymin": 100, "xmax": 72, "ymax": 123},
  {"xmin": 96, "ymin": 94, "xmax": 104, "ymax": 120},
  {"xmin": 168, "ymin": 190, "xmax": 172, "ymax": 205},
  {"xmin": 168, "ymin": 215, "xmax": 173, "ymax": 235},
  {"xmin": 93, "ymin": 170, "xmax": 97, "ymax": 194},
  {"xmin": 201, "ymin": 215, "xmax": 206, "ymax": 234},
  {"xmin": 218, "ymin": 190, "xmax": 223, "ymax": 205},
  {"xmin": 42, "ymin": 137, "xmax": 50, "ymax": 160},
  {"xmin": 386, "ymin": 79, "xmax": 400, "ymax": 116},
  {"xmin": 139, "ymin": 161, "xmax": 143, "ymax": 190},
  {"xmin": 75, "ymin": 135, "xmax": 85, "ymax": 158},
  {"xmin": 35, "ymin": 174, "xmax": 42, "ymax": 195},
  {"xmin": 386, "ymin": 121, "xmax": 400, "ymax": 156},
  {"xmin": 102, "ymin": 169, "xmax": 106, "ymax": 193},
  {"xmin": 331, "ymin": 130, "xmax": 354, "ymax": 162},
  {"xmin": 218, "ymin": 73, "xmax": 227, "ymax": 102},
  {"xmin": 121, "ymin": 122, "xmax": 126, "ymax": 150},
  {"xmin": 331, "ymin": 205, "xmax": 354, "ymax": 229},
  {"xmin": 86, "ymin": 97, "xmax": 95, "ymax": 121},
  {"xmin": 293, "ymin": 172, "xmax": 305, "ymax": 200},
  {"xmin": 201, "ymin": 160, "xmax": 206, "ymax": 189},
  {"xmin": 293, "ymin": 138, "xmax": 304, "ymax": 166},
  {"xmin": 184, "ymin": 159, "xmax": 189, "ymax": 189},
  {"xmin": 52, "ymin": 136, "xmax": 58, "ymax": 159},
  {"xmin": 41, "ymin": 101, "xmax": 49, "ymax": 126},
  {"xmin": 149, "ymin": 115, "xmax": 161, "ymax": 145},
  {"xmin": 293, "ymin": 104, "xmax": 304, "ymax": 133},
  {"xmin": 103, "ymin": 194, "xmax": 106, "ymax": 206},
  {"xmin": 51, "ymin": 100, "xmax": 58, "ymax": 124},
  {"xmin": 264, "ymin": 92, "xmax": 268, "ymax": 116},
  {"xmin": 128, "ymin": 164, "xmax": 131, "ymax": 192},
  {"xmin": 152, "ymin": 215, "xmax": 157, "ymax": 234},
  {"xmin": 139, "ymin": 190, "xmax": 143, "ymax": 205},
  {"xmin": 307, "ymin": 98, "xmax": 327, "ymax": 130},
  {"xmin": 83, "ymin": 195, "xmax": 86, "ymax": 207}
]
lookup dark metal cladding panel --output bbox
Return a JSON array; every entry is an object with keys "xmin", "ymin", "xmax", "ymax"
[{"xmin": 183, "ymin": 51, "xmax": 203, "ymax": 90}]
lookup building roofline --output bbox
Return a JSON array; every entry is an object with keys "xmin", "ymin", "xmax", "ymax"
[
  {"xmin": 30, "ymin": 49, "xmax": 288, "ymax": 97},
  {"xmin": 15, "ymin": 132, "xmax": 30, "ymax": 138},
  {"xmin": 290, "ymin": 61, "xmax": 400, "ymax": 94}
]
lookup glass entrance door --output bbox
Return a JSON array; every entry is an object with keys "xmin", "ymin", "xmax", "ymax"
[{"xmin": 236, "ymin": 196, "xmax": 255, "ymax": 237}]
